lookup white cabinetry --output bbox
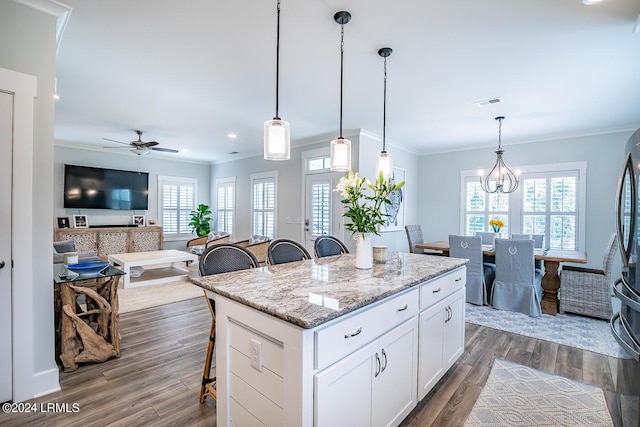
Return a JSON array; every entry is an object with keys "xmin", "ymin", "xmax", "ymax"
[
  {"xmin": 418, "ymin": 288, "xmax": 465, "ymax": 400},
  {"xmin": 315, "ymin": 317, "xmax": 418, "ymax": 427}
]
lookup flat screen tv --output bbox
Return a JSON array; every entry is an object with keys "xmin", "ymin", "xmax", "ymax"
[{"xmin": 63, "ymin": 164, "xmax": 149, "ymax": 210}]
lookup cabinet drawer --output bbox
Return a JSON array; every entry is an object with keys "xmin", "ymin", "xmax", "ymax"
[
  {"xmin": 419, "ymin": 267, "xmax": 465, "ymax": 310},
  {"xmin": 314, "ymin": 288, "xmax": 418, "ymax": 370}
]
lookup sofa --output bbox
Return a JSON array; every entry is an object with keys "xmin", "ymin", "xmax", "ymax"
[{"xmin": 53, "ymin": 240, "xmax": 102, "ymax": 264}]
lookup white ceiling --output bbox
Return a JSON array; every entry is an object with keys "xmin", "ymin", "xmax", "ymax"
[{"xmin": 54, "ymin": 0, "xmax": 640, "ymax": 164}]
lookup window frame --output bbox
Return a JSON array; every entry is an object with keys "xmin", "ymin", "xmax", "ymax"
[
  {"xmin": 157, "ymin": 175, "xmax": 198, "ymax": 242},
  {"xmin": 460, "ymin": 161, "xmax": 587, "ymax": 251},
  {"xmin": 250, "ymin": 171, "xmax": 278, "ymax": 238},
  {"xmin": 215, "ymin": 176, "xmax": 236, "ymax": 239}
]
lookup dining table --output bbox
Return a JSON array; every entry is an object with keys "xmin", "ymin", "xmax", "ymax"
[{"xmin": 415, "ymin": 241, "xmax": 588, "ymax": 316}]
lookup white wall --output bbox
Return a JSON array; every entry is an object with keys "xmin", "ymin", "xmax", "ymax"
[
  {"xmin": 54, "ymin": 146, "xmax": 212, "ymax": 249},
  {"xmin": 417, "ymin": 131, "xmax": 631, "ymax": 272},
  {"xmin": 0, "ymin": 0, "xmax": 59, "ymax": 399}
]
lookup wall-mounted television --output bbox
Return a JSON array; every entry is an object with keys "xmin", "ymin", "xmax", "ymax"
[{"xmin": 63, "ymin": 164, "xmax": 149, "ymax": 210}]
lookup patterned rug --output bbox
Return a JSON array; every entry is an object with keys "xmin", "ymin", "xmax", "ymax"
[
  {"xmin": 464, "ymin": 358, "xmax": 614, "ymax": 426},
  {"xmin": 118, "ymin": 279, "xmax": 203, "ymax": 313},
  {"xmin": 465, "ymin": 301, "xmax": 631, "ymax": 359}
]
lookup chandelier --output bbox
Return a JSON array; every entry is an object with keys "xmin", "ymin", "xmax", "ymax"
[{"xmin": 479, "ymin": 116, "xmax": 519, "ymax": 194}]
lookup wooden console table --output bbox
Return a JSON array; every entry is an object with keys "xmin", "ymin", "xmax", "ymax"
[
  {"xmin": 54, "ymin": 264, "xmax": 125, "ymax": 372},
  {"xmin": 54, "ymin": 226, "xmax": 163, "ymax": 257}
]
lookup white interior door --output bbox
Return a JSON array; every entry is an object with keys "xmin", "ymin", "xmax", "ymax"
[
  {"xmin": 304, "ymin": 172, "xmax": 344, "ymax": 253},
  {"xmin": 0, "ymin": 90, "xmax": 14, "ymax": 402}
]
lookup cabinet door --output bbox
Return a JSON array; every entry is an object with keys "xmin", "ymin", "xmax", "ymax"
[
  {"xmin": 442, "ymin": 289, "xmax": 465, "ymax": 370},
  {"xmin": 417, "ymin": 300, "xmax": 446, "ymax": 401},
  {"xmin": 372, "ymin": 317, "xmax": 418, "ymax": 427},
  {"xmin": 315, "ymin": 340, "xmax": 376, "ymax": 427}
]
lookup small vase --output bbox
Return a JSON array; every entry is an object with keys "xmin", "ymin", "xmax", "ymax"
[{"xmin": 355, "ymin": 233, "xmax": 373, "ymax": 269}]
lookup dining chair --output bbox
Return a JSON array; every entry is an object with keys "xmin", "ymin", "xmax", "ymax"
[
  {"xmin": 448, "ymin": 235, "xmax": 495, "ymax": 305},
  {"xmin": 198, "ymin": 243, "xmax": 260, "ymax": 403},
  {"xmin": 511, "ymin": 233, "xmax": 544, "ymax": 268},
  {"xmin": 559, "ymin": 233, "xmax": 618, "ymax": 319},
  {"xmin": 314, "ymin": 235, "xmax": 349, "ymax": 258},
  {"xmin": 475, "ymin": 232, "xmax": 498, "ymax": 246},
  {"xmin": 491, "ymin": 238, "xmax": 543, "ymax": 317},
  {"xmin": 267, "ymin": 239, "xmax": 312, "ymax": 265},
  {"xmin": 405, "ymin": 225, "xmax": 442, "ymax": 255}
]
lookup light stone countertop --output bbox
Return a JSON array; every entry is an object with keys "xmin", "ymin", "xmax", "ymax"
[{"xmin": 189, "ymin": 252, "xmax": 467, "ymax": 329}]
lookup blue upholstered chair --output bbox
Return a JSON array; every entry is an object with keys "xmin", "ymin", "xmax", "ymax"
[
  {"xmin": 267, "ymin": 239, "xmax": 311, "ymax": 265},
  {"xmin": 198, "ymin": 243, "xmax": 259, "ymax": 403},
  {"xmin": 448, "ymin": 235, "xmax": 495, "ymax": 305},
  {"xmin": 491, "ymin": 238, "xmax": 543, "ymax": 317},
  {"xmin": 314, "ymin": 235, "xmax": 349, "ymax": 258}
]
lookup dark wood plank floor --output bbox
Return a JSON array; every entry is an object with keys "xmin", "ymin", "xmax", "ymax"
[{"xmin": 1, "ymin": 298, "xmax": 638, "ymax": 426}]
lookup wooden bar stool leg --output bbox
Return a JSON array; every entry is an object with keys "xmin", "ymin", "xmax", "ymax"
[{"xmin": 199, "ymin": 297, "xmax": 217, "ymax": 403}]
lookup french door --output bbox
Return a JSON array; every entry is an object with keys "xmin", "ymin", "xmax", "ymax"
[{"xmin": 304, "ymin": 172, "xmax": 345, "ymax": 254}]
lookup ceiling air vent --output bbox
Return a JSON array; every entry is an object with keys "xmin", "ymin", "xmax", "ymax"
[{"xmin": 475, "ymin": 97, "xmax": 503, "ymax": 107}]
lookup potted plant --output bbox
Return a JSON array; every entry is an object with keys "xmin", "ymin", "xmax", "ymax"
[{"xmin": 189, "ymin": 203, "xmax": 212, "ymax": 237}]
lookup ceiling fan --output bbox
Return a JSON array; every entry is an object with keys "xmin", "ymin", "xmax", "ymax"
[{"xmin": 102, "ymin": 130, "xmax": 179, "ymax": 155}]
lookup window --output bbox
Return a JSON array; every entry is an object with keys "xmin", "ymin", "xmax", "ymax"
[
  {"xmin": 157, "ymin": 176, "xmax": 197, "ymax": 239},
  {"xmin": 251, "ymin": 171, "xmax": 277, "ymax": 238},
  {"xmin": 216, "ymin": 177, "xmax": 235, "ymax": 237},
  {"xmin": 461, "ymin": 162, "xmax": 586, "ymax": 250}
]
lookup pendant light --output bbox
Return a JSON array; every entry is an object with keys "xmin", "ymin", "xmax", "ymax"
[
  {"xmin": 330, "ymin": 11, "xmax": 352, "ymax": 172},
  {"xmin": 479, "ymin": 116, "xmax": 520, "ymax": 194},
  {"xmin": 376, "ymin": 47, "xmax": 393, "ymax": 179},
  {"xmin": 264, "ymin": 0, "xmax": 290, "ymax": 160}
]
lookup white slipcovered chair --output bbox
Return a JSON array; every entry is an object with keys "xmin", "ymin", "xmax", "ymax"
[
  {"xmin": 448, "ymin": 235, "xmax": 495, "ymax": 305},
  {"xmin": 491, "ymin": 238, "xmax": 543, "ymax": 317}
]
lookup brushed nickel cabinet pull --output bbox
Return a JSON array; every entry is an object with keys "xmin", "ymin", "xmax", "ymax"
[
  {"xmin": 381, "ymin": 349, "xmax": 387, "ymax": 372},
  {"xmin": 375, "ymin": 353, "xmax": 381, "ymax": 377},
  {"xmin": 344, "ymin": 327, "xmax": 362, "ymax": 339},
  {"xmin": 396, "ymin": 304, "xmax": 408, "ymax": 312},
  {"xmin": 432, "ymin": 287, "xmax": 441, "ymax": 293},
  {"xmin": 455, "ymin": 277, "xmax": 462, "ymax": 282}
]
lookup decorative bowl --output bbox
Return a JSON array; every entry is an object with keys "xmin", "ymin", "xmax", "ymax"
[{"xmin": 66, "ymin": 261, "xmax": 110, "ymax": 274}]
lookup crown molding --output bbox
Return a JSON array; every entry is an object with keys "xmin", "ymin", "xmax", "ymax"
[{"xmin": 12, "ymin": 0, "xmax": 72, "ymax": 53}]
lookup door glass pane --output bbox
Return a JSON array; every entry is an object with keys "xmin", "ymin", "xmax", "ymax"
[{"xmin": 311, "ymin": 182, "xmax": 331, "ymax": 236}]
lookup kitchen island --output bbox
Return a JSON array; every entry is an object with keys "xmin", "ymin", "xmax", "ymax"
[{"xmin": 190, "ymin": 252, "xmax": 467, "ymax": 427}]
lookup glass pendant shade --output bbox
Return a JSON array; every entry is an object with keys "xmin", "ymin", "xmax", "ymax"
[
  {"xmin": 330, "ymin": 137, "xmax": 351, "ymax": 172},
  {"xmin": 376, "ymin": 151, "xmax": 393, "ymax": 179},
  {"xmin": 264, "ymin": 119, "xmax": 290, "ymax": 160}
]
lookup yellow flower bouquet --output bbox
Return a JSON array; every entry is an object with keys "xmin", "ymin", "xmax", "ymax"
[{"xmin": 489, "ymin": 219, "xmax": 504, "ymax": 232}]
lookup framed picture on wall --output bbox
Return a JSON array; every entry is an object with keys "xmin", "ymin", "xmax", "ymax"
[
  {"xmin": 146, "ymin": 218, "xmax": 157, "ymax": 226},
  {"xmin": 133, "ymin": 215, "xmax": 145, "ymax": 226},
  {"xmin": 380, "ymin": 167, "xmax": 405, "ymax": 232},
  {"xmin": 57, "ymin": 217, "xmax": 70, "ymax": 229},
  {"xmin": 72, "ymin": 215, "xmax": 88, "ymax": 228}
]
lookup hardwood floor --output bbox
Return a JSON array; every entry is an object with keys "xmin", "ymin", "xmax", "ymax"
[{"xmin": 1, "ymin": 298, "xmax": 638, "ymax": 426}]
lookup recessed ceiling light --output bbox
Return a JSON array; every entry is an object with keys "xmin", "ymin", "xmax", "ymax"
[
  {"xmin": 582, "ymin": 0, "xmax": 606, "ymax": 4},
  {"xmin": 227, "ymin": 133, "xmax": 237, "ymax": 139},
  {"xmin": 474, "ymin": 97, "xmax": 502, "ymax": 107},
  {"xmin": 180, "ymin": 149, "xmax": 188, "ymax": 153}
]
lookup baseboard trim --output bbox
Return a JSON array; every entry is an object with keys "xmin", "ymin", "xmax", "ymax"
[{"xmin": 32, "ymin": 367, "xmax": 60, "ymax": 398}]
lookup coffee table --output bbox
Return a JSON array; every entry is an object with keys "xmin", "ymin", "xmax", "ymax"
[{"xmin": 108, "ymin": 249, "xmax": 198, "ymax": 288}]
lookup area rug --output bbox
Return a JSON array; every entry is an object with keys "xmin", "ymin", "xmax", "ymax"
[
  {"xmin": 465, "ymin": 301, "xmax": 631, "ymax": 359},
  {"xmin": 464, "ymin": 358, "xmax": 614, "ymax": 426},
  {"xmin": 118, "ymin": 279, "xmax": 203, "ymax": 313}
]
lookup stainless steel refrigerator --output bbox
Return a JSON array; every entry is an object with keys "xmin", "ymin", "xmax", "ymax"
[{"xmin": 612, "ymin": 128, "xmax": 640, "ymax": 360}]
